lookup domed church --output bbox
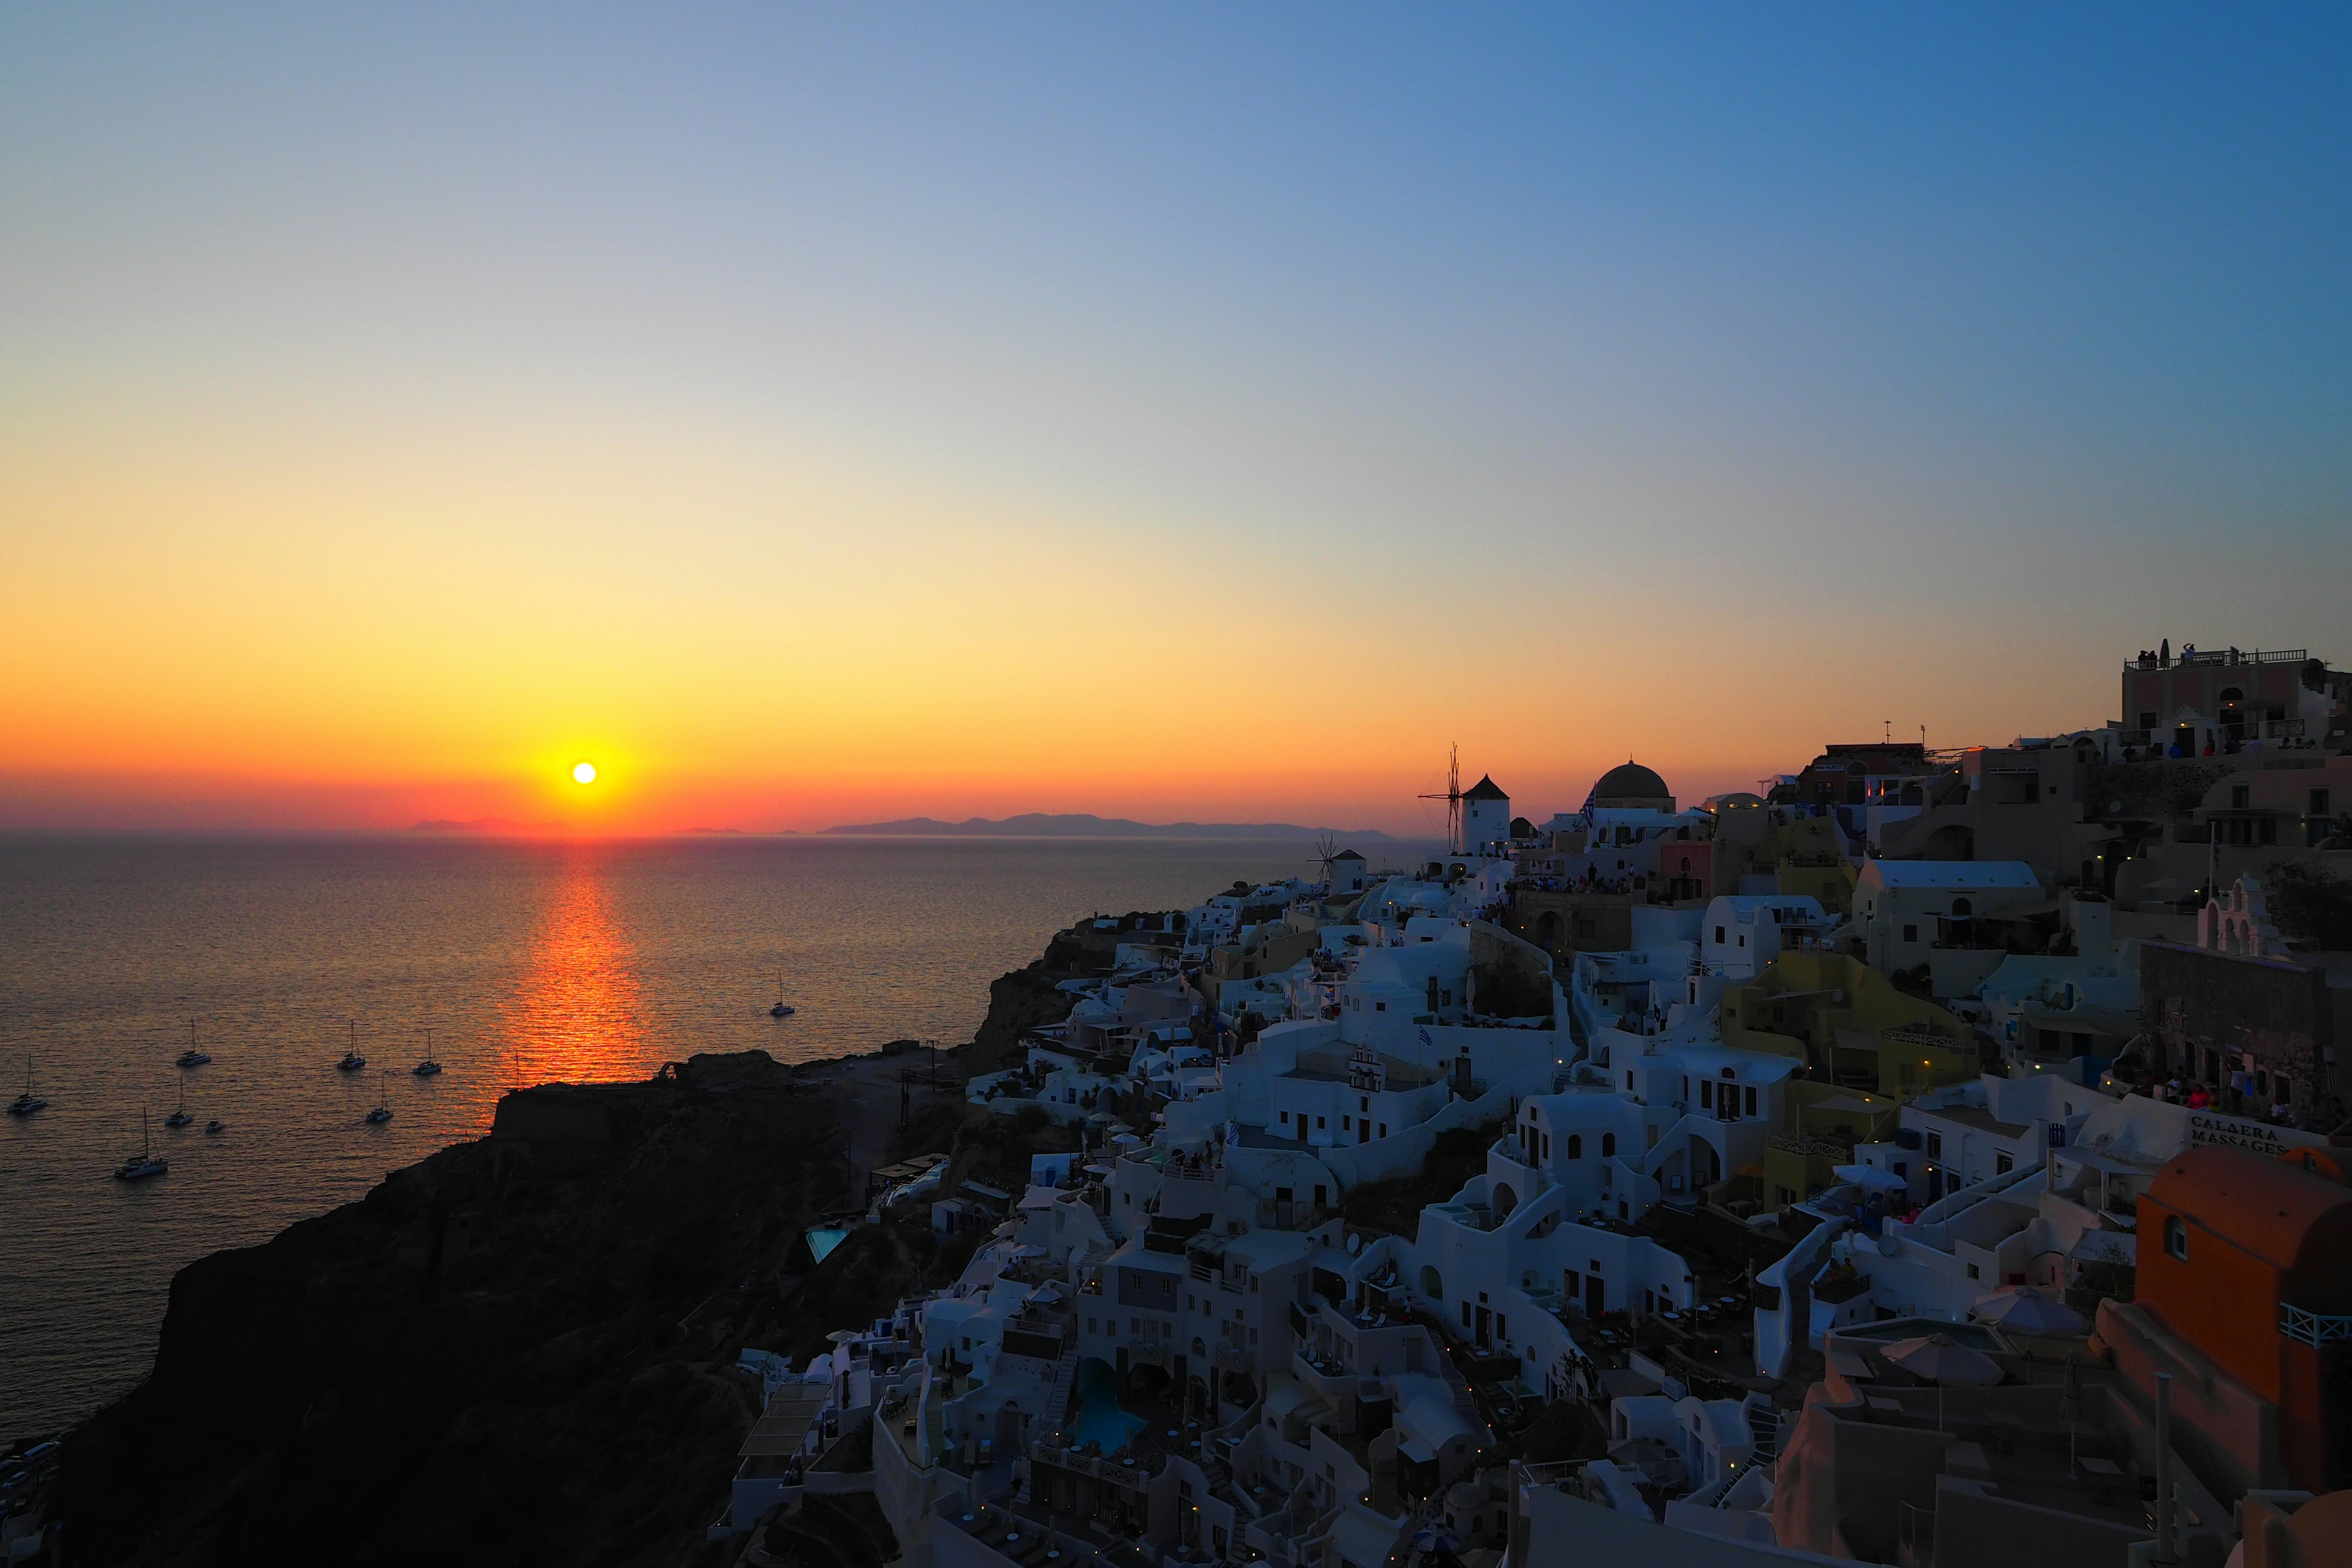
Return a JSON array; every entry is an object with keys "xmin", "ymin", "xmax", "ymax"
[{"xmin": 1585, "ymin": 760, "xmax": 1675, "ymax": 813}]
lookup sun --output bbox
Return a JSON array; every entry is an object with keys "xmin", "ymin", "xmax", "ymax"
[{"xmin": 571, "ymin": 761, "xmax": 598, "ymax": 785}]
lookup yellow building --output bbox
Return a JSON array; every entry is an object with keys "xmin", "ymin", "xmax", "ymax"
[
  {"xmin": 1762, "ymin": 1082, "xmax": 1899, "ymax": 1209},
  {"xmin": 1727, "ymin": 952, "xmax": 1980, "ymax": 1208},
  {"xmin": 1721, "ymin": 952, "xmax": 1975, "ymax": 1096}
]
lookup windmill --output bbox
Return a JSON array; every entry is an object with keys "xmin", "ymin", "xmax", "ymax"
[
  {"xmin": 1310, "ymin": 833, "xmax": 1341, "ymax": 890},
  {"xmin": 1419, "ymin": 744, "xmax": 1463, "ymax": 854}
]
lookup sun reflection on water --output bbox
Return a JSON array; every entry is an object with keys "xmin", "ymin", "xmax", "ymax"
[{"xmin": 499, "ymin": 848, "xmax": 650, "ymax": 1091}]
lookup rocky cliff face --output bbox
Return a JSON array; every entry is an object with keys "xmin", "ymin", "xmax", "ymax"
[
  {"xmin": 55, "ymin": 1052, "xmax": 847, "ymax": 1568},
  {"xmin": 965, "ymin": 959, "xmax": 1082, "ymax": 1072}
]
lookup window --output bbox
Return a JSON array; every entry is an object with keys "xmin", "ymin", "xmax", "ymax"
[
  {"xmin": 1280, "ymin": 1110, "xmax": 1290, "ymax": 1125},
  {"xmin": 1700, "ymin": 1082, "xmax": 1714, "ymax": 1109},
  {"xmin": 1902, "ymin": 924, "xmax": 1918, "ymax": 943},
  {"xmin": 1602, "ymin": 1133, "xmax": 1616, "ymax": 1158},
  {"xmin": 1566, "ymin": 1134, "xmax": 1581, "ymax": 1159},
  {"xmin": 2165, "ymin": 1216, "xmax": 2187, "ymax": 1261},
  {"xmin": 1316, "ymin": 1115, "xmax": 1326, "ymax": 1129},
  {"xmin": 1966, "ymin": 1264, "xmax": 1980, "ymax": 1280},
  {"xmin": 1359, "ymin": 1096, "xmax": 1370, "ymax": 1112},
  {"xmin": 2231, "ymin": 784, "xmax": 2251, "ymax": 810},
  {"xmin": 1996, "ymin": 1153, "xmax": 2013, "ymax": 1175},
  {"xmin": 1341, "ymin": 1116, "xmax": 1351, "ymax": 1131},
  {"xmin": 1715, "ymin": 925, "xmax": 1726, "ymax": 943},
  {"xmin": 1745, "ymin": 1086, "xmax": 1758, "ymax": 1116},
  {"xmin": 1375, "ymin": 1001, "xmax": 1386, "ymax": 1012},
  {"xmin": 2313, "ymin": 788, "xmax": 2333, "ymax": 816}
]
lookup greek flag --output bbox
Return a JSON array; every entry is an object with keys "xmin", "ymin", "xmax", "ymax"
[{"xmin": 1417, "ymin": 1028, "xmax": 1434, "ymax": 1050}]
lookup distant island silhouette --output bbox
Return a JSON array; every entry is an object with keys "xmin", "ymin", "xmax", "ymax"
[
  {"xmin": 824, "ymin": 812, "xmax": 1400, "ymax": 841},
  {"xmin": 409, "ymin": 818, "xmax": 567, "ymax": 835}
]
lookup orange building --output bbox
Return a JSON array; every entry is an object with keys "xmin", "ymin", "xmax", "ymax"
[{"xmin": 2130, "ymin": 1145, "xmax": 2352, "ymax": 1493}]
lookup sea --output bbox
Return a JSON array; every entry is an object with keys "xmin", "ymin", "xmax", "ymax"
[{"xmin": 0, "ymin": 832, "xmax": 1373, "ymax": 1439}]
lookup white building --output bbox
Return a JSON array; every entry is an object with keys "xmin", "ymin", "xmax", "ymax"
[{"xmin": 1854, "ymin": 860, "xmax": 2040, "ymax": 974}]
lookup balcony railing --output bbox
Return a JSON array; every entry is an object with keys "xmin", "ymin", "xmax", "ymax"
[
  {"xmin": 2123, "ymin": 648, "xmax": 2305, "ymax": 671},
  {"xmin": 2281, "ymin": 1302, "xmax": 2352, "ymax": 1347},
  {"xmin": 1769, "ymin": 1133, "xmax": 1857, "ymax": 1163}
]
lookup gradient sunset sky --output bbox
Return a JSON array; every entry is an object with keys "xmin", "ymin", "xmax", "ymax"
[{"xmin": 4, "ymin": 7, "xmax": 2346, "ymax": 835}]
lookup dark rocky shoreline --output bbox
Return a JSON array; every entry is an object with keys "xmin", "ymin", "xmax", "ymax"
[{"xmin": 43, "ymin": 939, "xmax": 1104, "ymax": 1567}]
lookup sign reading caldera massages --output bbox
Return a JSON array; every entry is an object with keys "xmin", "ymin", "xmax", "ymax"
[{"xmin": 2185, "ymin": 1109, "xmax": 2325, "ymax": 1155}]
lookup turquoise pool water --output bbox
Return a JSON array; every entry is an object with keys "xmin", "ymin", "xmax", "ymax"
[{"xmin": 1069, "ymin": 1360, "xmax": 1145, "ymax": 1453}]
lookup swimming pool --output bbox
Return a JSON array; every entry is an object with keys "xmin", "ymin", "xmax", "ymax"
[{"xmin": 1069, "ymin": 1360, "xmax": 1145, "ymax": 1453}]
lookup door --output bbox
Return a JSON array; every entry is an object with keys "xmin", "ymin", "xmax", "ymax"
[
  {"xmin": 1586, "ymin": 1275, "xmax": 1605, "ymax": 1319},
  {"xmin": 1474, "ymin": 1305, "xmax": 1491, "ymax": 1347}
]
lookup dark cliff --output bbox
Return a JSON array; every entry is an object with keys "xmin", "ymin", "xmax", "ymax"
[{"xmin": 53, "ymin": 1051, "xmax": 847, "ymax": 1568}]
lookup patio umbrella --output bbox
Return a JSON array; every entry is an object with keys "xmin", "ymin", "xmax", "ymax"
[
  {"xmin": 1884, "ymin": 1332, "xmax": 2002, "ymax": 1434},
  {"xmin": 1883, "ymin": 1333, "xmax": 2003, "ymax": 1387},
  {"xmin": 1971, "ymin": 1287, "xmax": 2084, "ymax": 1337}
]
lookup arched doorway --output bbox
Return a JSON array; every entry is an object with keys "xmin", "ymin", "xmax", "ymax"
[{"xmin": 1493, "ymin": 1182, "xmax": 1518, "ymax": 1220}]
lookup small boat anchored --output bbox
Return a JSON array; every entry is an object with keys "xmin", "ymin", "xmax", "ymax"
[
  {"xmin": 163, "ymin": 1081, "xmax": 195, "ymax": 1129},
  {"xmin": 205, "ymin": 1119, "xmax": 226, "ymax": 1136},
  {"xmin": 176, "ymin": 1020, "xmax": 212, "ymax": 1069},
  {"xmin": 7, "ymin": 1054, "xmax": 45, "ymax": 1117},
  {"xmin": 413, "ymin": 1026, "xmax": 442, "ymax": 1077},
  {"xmin": 337, "ymin": 1020, "xmax": 366, "ymax": 1072},
  {"xmin": 364, "ymin": 1071, "xmax": 394, "ymax": 1125},
  {"xmin": 115, "ymin": 1110, "xmax": 168, "ymax": 1182},
  {"xmin": 770, "ymin": 970, "xmax": 796, "ymax": 1019}
]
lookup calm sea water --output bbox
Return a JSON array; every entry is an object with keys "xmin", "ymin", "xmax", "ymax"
[{"xmin": 0, "ymin": 832, "xmax": 1346, "ymax": 1438}]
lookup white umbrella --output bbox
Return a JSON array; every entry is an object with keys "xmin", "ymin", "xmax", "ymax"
[
  {"xmin": 1884, "ymin": 1333, "xmax": 2003, "ymax": 1386},
  {"xmin": 1884, "ymin": 1332, "xmax": 2002, "ymax": 1434},
  {"xmin": 1971, "ymin": 1287, "xmax": 2084, "ymax": 1337}
]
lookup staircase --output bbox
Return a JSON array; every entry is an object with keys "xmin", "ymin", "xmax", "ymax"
[
  {"xmin": 1014, "ymin": 1349, "xmax": 1083, "ymax": 1504},
  {"xmin": 1746, "ymin": 1401, "xmax": 1784, "ymax": 1461},
  {"xmin": 1046, "ymin": 1348, "xmax": 1081, "ymax": 1430}
]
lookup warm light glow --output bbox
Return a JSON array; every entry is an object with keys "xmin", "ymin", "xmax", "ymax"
[
  {"xmin": 499, "ymin": 846, "xmax": 649, "ymax": 1091},
  {"xmin": 572, "ymin": 762, "xmax": 597, "ymax": 785}
]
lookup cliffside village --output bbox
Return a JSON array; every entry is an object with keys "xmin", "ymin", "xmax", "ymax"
[{"xmin": 719, "ymin": 645, "xmax": 2352, "ymax": 1568}]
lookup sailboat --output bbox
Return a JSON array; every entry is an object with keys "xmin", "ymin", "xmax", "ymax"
[
  {"xmin": 412, "ymin": 1025, "xmax": 442, "ymax": 1077},
  {"xmin": 364, "ymin": 1070, "xmax": 394, "ymax": 1125},
  {"xmin": 8, "ymin": 1054, "xmax": 46, "ymax": 1116},
  {"xmin": 337, "ymin": 1019, "xmax": 367, "ymax": 1072},
  {"xmin": 770, "ymin": 970, "xmax": 796, "ymax": 1019},
  {"xmin": 115, "ymin": 1110, "xmax": 168, "ymax": 1180},
  {"xmin": 163, "ymin": 1077, "xmax": 195, "ymax": 1129},
  {"xmin": 176, "ymin": 1019, "xmax": 212, "ymax": 1069}
]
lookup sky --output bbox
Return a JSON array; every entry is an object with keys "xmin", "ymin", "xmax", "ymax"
[{"xmin": 2, "ymin": 6, "xmax": 2346, "ymax": 835}]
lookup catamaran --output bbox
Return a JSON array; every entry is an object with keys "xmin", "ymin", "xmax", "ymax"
[
  {"xmin": 337, "ymin": 1019, "xmax": 367, "ymax": 1072},
  {"xmin": 176, "ymin": 1020, "xmax": 212, "ymax": 1069},
  {"xmin": 770, "ymin": 970, "xmax": 796, "ymax": 1018},
  {"xmin": 115, "ymin": 1110, "xmax": 168, "ymax": 1181},
  {"xmin": 163, "ymin": 1079, "xmax": 195, "ymax": 1129},
  {"xmin": 7, "ymin": 1055, "xmax": 45, "ymax": 1116},
  {"xmin": 364, "ymin": 1071, "xmax": 394, "ymax": 1125},
  {"xmin": 413, "ymin": 1025, "xmax": 442, "ymax": 1077}
]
